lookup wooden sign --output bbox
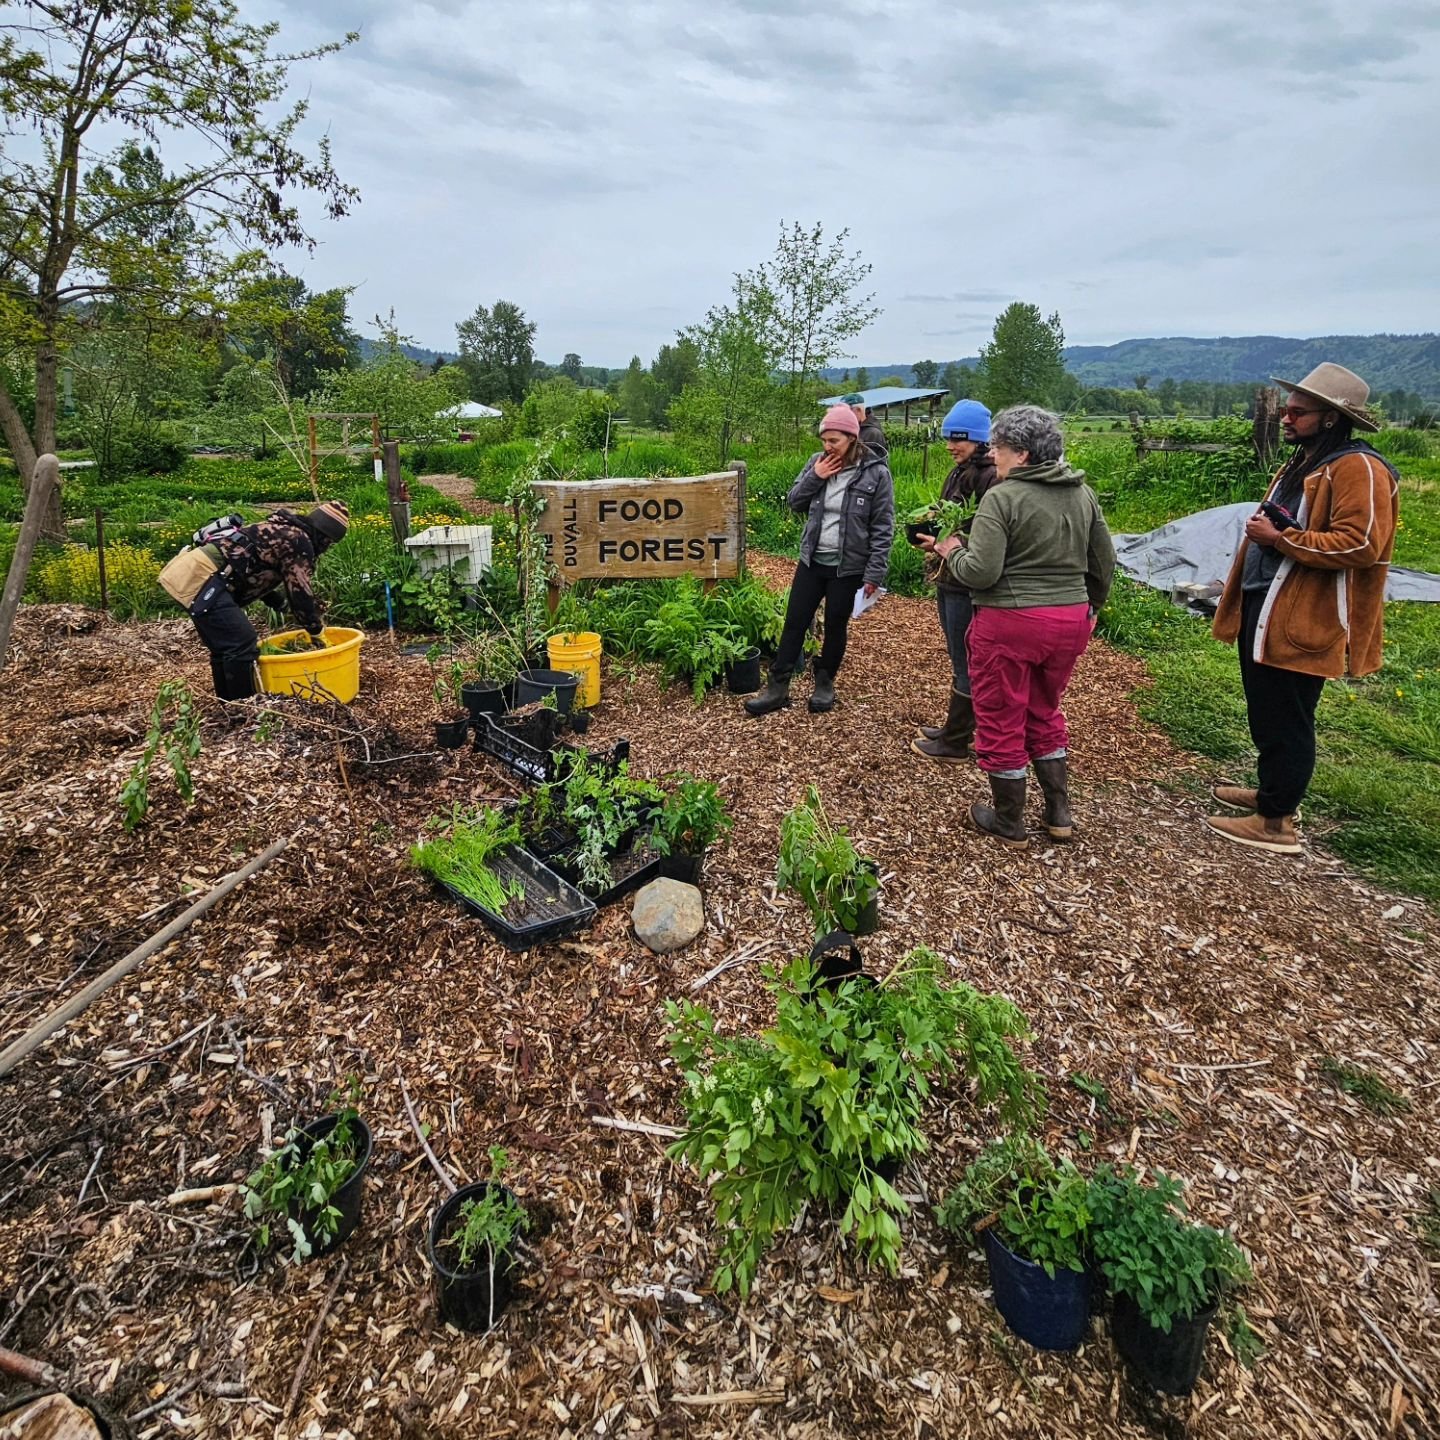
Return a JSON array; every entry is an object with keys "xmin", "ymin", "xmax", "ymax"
[{"xmin": 533, "ymin": 469, "xmax": 745, "ymax": 584}]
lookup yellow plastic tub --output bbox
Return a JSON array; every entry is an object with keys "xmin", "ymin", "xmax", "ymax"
[
  {"xmin": 256, "ymin": 626, "xmax": 365, "ymax": 703},
  {"xmin": 547, "ymin": 631, "xmax": 603, "ymax": 709}
]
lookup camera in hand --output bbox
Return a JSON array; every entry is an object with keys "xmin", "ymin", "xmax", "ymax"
[{"xmin": 1259, "ymin": 499, "xmax": 1300, "ymax": 531}]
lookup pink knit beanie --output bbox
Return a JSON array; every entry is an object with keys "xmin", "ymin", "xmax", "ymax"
[{"xmin": 819, "ymin": 405, "xmax": 860, "ymax": 437}]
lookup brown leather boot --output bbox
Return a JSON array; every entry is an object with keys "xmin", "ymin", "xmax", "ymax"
[
  {"xmin": 1204, "ymin": 811, "xmax": 1302, "ymax": 854},
  {"xmin": 969, "ymin": 776, "xmax": 1028, "ymax": 847},
  {"xmin": 912, "ymin": 691, "xmax": 974, "ymax": 761},
  {"xmin": 1032, "ymin": 757, "xmax": 1073, "ymax": 841}
]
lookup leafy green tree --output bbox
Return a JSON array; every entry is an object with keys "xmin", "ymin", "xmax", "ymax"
[
  {"xmin": 560, "ymin": 352, "xmax": 583, "ymax": 383},
  {"xmin": 941, "ymin": 362, "xmax": 976, "ymax": 398},
  {"xmin": 0, "ymin": 1, "xmax": 357, "ymax": 534},
  {"xmin": 912, "ymin": 360, "xmax": 939, "ymax": 386},
  {"xmin": 617, "ymin": 357, "xmax": 656, "ymax": 427},
  {"xmin": 761, "ymin": 221, "xmax": 879, "ymax": 439},
  {"xmin": 1156, "ymin": 377, "xmax": 1179, "ymax": 413},
  {"xmin": 1132, "ymin": 373, "xmax": 1150, "ymax": 391},
  {"xmin": 230, "ymin": 270, "xmax": 359, "ymax": 395},
  {"xmin": 978, "ymin": 304, "xmax": 1067, "ymax": 410},
  {"xmin": 855, "ymin": 367, "xmax": 871, "ymax": 390},
  {"xmin": 648, "ymin": 338, "xmax": 700, "ymax": 427},
  {"xmin": 319, "ymin": 313, "xmax": 467, "ymax": 440},
  {"xmin": 456, "ymin": 300, "xmax": 535, "ymax": 405}
]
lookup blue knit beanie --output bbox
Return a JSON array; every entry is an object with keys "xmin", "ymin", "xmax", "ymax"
[{"xmin": 941, "ymin": 399, "xmax": 991, "ymax": 443}]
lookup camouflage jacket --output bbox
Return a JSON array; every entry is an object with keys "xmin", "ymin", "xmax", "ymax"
[{"xmin": 213, "ymin": 511, "xmax": 325, "ymax": 633}]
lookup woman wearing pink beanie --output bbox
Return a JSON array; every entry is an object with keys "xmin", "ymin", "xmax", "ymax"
[{"xmin": 745, "ymin": 404, "xmax": 895, "ymax": 715}]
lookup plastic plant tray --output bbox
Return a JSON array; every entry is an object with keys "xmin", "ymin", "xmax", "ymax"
[
  {"xmin": 436, "ymin": 846, "xmax": 596, "ymax": 949},
  {"xmin": 476, "ymin": 715, "xmax": 630, "ymax": 785},
  {"xmin": 551, "ymin": 830, "xmax": 665, "ymax": 908}
]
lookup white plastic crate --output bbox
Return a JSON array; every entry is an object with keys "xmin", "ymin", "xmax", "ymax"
[{"xmin": 403, "ymin": 524, "xmax": 493, "ymax": 580}]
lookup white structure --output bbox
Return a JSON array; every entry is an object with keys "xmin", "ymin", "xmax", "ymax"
[
  {"xmin": 404, "ymin": 524, "xmax": 493, "ymax": 580},
  {"xmin": 439, "ymin": 401, "xmax": 503, "ymax": 422}
]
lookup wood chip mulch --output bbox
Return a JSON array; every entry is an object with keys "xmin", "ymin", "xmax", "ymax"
[{"xmin": 0, "ymin": 586, "xmax": 1436, "ymax": 1440}]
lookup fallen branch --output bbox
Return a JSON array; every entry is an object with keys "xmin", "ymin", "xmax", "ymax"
[
  {"xmin": 283, "ymin": 1256, "xmax": 349, "ymax": 1422},
  {"xmin": 670, "ymin": 1384, "xmax": 785, "ymax": 1408},
  {"xmin": 1359, "ymin": 1308, "xmax": 1430, "ymax": 1396},
  {"xmin": 590, "ymin": 1115, "xmax": 684, "ymax": 1139},
  {"xmin": 165, "ymin": 1184, "xmax": 238, "ymax": 1207},
  {"xmin": 0, "ymin": 1342, "xmax": 60, "ymax": 1387},
  {"xmin": 77, "ymin": 1145, "xmax": 104, "ymax": 1207},
  {"xmin": 0, "ymin": 834, "xmax": 296, "ymax": 1078},
  {"xmin": 399, "ymin": 1067, "xmax": 456, "ymax": 1195}
]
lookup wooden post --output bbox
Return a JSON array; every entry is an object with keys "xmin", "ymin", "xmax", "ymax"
[
  {"xmin": 731, "ymin": 461, "xmax": 748, "ymax": 576},
  {"xmin": 0, "ymin": 454, "xmax": 60, "ymax": 671},
  {"xmin": 922, "ymin": 443, "xmax": 929, "ymax": 484},
  {"xmin": 94, "ymin": 508, "xmax": 108, "ymax": 612},
  {"xmin": 383, "ymin": 440, "xmax": 410, "ymax": 548},
  {"xmin": 307, "ymin": 414, "xmax": 319, "ymax": 499}
]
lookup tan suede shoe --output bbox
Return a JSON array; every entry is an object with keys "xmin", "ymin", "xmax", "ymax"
[
  {"xmin": 1210, "ymin": 784, "xmax": 1258, "ymax": 811},
  {"xmin": 1204, "ymin": 811, "xmax": 1302, "ymax": 854}
]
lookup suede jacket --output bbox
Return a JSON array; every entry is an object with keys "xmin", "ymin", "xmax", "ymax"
[
  {"xmin": 1212, "ymin": 445, "xmax": 1398, "ymax": 678},
  {"xmin": 789, "ymin": 444, "xmax": 895, "ymax": 587},
  {"xmin": 936, "ymin": 448, "xmax": 1000, "ymax": 595},
  {"xmin": 944, "ymin": 458, "xmax": 1114, "ymax": 611}
]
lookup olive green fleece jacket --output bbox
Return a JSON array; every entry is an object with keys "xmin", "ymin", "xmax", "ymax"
[{"xmin": 944, "ymin": 459, "xmax": 1115, "ymax": 610}]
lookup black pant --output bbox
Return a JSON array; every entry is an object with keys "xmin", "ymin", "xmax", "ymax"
[
  {"xmin": 772, "ymin": 561, "xmax": 864, "ymax": 680},
  {"xmin": 1238, "ymin": 590, "xmax": 1325, "ymax": 817},
  {"xmin": 191, "ymin": 577, "xmax": 259, "ymax": 699}
]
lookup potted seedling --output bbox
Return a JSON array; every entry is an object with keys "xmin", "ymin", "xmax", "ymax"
[
  {"xmin": 651, "ymin": 774, "xmax": 732, "ymax": 885},
  {"xmin": 776, "ymin": 785, "xmax": 880, "ymax": 935},
  {"xmin": 428, "ymin": 647, "xmax": 469, "ymax": 748},
  {"xmin": 240, "ymin": 1079, "xmax": 373, "ymax": 1263},
  {"xmin": 554, "ymin": 751, "xmax": 665, "ymax": 899},
  {"xmin": 427, "ymin": 1146, "xmax": 530, "ymax": 1332},
  {"xmin": 462, "ymin": 630, "xmax": 520, "ymax": 721},
  {"xmin": 936, "ymin": 1134, "xmax": 1092, "ymax": 1352},
  {"xmin": 1086, "ymin": 1164, "xmax": 1260, "ymax": 1394}
]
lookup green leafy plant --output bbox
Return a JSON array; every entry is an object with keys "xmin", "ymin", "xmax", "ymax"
[
  {"xmin": 936, "ymin": 1135, "xmax": 1090, "ymax": 1278},
  {"xmin": 466, "ymin": 625, "xmax": 523, "ymax": 685},
  {"xmin": 776, "ymin": 785, "xmax": 879, "ymax": 934},
  {"xmin": 905, "ymin": 496, "xmax": 977, "ymax": 539},
  {"xmin": 1087, "ymin": 1164, "xmax": 1257, "ymax": 1358},
  {"xmin": 666, "ymin": 946, "xmax": 1042, "ymax": 1297},
  {"xmin": 1318, "ymin": 1056, "xmax": 1411, "ymax": 1116},
  {"xmin": 445, "ymin": 1146, "xmax": 529, "ymax": 1272},
  {"xmin": 640, "ymin": 578, "xmax": 746, "ymax": 702},
  {"xmin": 240, "ymin": 1078, "xmax": 365, "ymax": 1264},
  {"xmin": 651, "ymin": 774, "xmax": 732, "ymax": 857},
  {"xmin": 411, "ymin": 805, "xmax": 525, "ymax": 913},
  {"xmin": 119, "ymin": 679, "xmax": 202, "ymax": 831},
  {"xmin": 555, "ymin": 752, "xmax": 663, "ymax": 892}
]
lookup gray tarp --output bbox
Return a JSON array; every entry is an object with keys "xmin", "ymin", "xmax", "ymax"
[{"xmin": 1113, "ymin": 501, "xmax": 1440, "ymax": 604}]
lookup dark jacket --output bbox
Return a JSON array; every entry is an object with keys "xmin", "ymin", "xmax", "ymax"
[
  {"xmin": 859, "ymin": 415, "xmax": 888, "ymax": 457},
  {"xmin": 945, "ymin": 459, "xmax": 1114, "ymax": 611},
  {"xmin": 789, "ymin": 444, "xmax": 895, "ymax": 587},
  {"xmin": 936, "ymin": 448, "xmax": 1001, "ymax": 594},
  {"xmin": 212, "ymin": 510, "xmax": 329, "ymax": 633}
]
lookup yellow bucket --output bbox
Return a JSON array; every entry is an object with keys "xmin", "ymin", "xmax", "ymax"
[
  {"xmin": 256, "ymin": 626, "xmax": 365, "ymax": 703},
  {"xmin": 547, "ymin": 631, "xmax": 602, "ymax": 709}
]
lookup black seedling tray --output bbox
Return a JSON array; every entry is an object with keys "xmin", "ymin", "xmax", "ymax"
[
  {"xmin": 437, "ymin": 846, "xmax": 596, "ymax": 949},
  {"xmin": 551, "ymin": 830, "xmax": 665, "ymax": 907},
  {"xmin": 499, "ymin": 799, "xmax": 579, "ymax": 861},
  {"xmin": 476, "ymin": 714, "xmax": 630, "ymax": 785}
]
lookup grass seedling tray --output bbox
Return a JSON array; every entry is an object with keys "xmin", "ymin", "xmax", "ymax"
[{"xmin": 437, "ymin": 846, "xmax": 597, "ymax": 949}]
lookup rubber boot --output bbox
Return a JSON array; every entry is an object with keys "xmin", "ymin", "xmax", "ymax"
[
  {"xmin": 1032, "ymin": 757, "xmax": 1073, "ymax": 841},
  {"xmin": 969, "ymin": 776, "xmax": 1029, "ymax": 848},
  {"xmin": 743, "ymin": 672, "xmax": 792, "ymax": 717},
  {"xmin": 209, "ymin": 653, "xmax": 227, "ymax": 699},
  {"xmin": 808, "ymin": 668, "xmax": 836, "ymax": 713},
  {"xmin": 912, "ymin": 691, "xmax": 975, "ymax": 761}
]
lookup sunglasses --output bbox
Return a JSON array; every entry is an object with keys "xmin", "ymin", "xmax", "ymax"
[{"xmin": 1280, "ymin": 406, "xmax": 1324, "ymax": 420}]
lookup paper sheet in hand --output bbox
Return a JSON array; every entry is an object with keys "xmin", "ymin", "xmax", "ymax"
[{"xmin": 852, "ymin": 586, "xmax": 886, "ymax": 619}]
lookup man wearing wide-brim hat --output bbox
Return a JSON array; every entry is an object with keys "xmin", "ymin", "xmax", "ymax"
[{"xmin": 1207, "ymin": 363, "xmax": 1399, "ymax": 854}]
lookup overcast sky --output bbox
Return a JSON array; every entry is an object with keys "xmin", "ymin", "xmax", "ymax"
[{"xmin": 252, "ymin": 0, "xmax": 1439, "ymax": 367}]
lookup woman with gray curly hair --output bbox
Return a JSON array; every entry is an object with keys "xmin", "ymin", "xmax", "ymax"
[{"xmin": 919, "ymin": 405, "xmax": 1114, "ymax": 846}]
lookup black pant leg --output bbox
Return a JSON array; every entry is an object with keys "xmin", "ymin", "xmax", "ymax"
[
  {"xmin": 771, "ymin": 562, "xmax": 828, "ymax": 679},
  {"xmin": 818, "ymin": 574, "xmax": 865, "ymax": 675},
  {"xmin": 1238, "ymin": 592, "xmax": 1325, "ymax": 816}
]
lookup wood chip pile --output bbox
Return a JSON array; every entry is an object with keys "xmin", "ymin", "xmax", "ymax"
[{"xmin": 0, "ymin": 589, "xmax": 1436, "ymax": 1440}]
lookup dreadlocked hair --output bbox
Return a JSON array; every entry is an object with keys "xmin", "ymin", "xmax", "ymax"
[{"xmin": 1275, "ymin": 412, "xmax": 1357, "ymax": 491}]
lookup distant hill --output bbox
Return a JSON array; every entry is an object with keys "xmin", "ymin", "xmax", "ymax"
[
  {"xmin": 824, "ymin": 334, "xmax": 1440, "ymax": 397},
  {"xmin": 357, "ymin": 337, "xmax": 457, "ymax": 366}
]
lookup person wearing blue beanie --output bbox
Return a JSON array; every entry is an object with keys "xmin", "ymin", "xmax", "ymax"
[{"xmin": 911, "ymin": 398, "xmax": 998, "ymax": 761}]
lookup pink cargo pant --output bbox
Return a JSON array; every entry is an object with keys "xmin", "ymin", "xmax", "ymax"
[{"xmin": 967, "ymin": 603, "xmax": 1094, "ymax": 775}]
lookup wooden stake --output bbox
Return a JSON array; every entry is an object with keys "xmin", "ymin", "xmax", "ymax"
[
  {"xmin": 0, "ymin": 453, "xmax": 60, "ymax": 671},
  {"xmin": 0, "ymin": 834, "xmax": 295, "ymax": 1078},
  {"xmin": 94, "ymin": 509, "xmax": 108, "ymax": 612},
  {"xmin": 0, "ymin": 1342, "xmax": 60, "ymax": 1387}
]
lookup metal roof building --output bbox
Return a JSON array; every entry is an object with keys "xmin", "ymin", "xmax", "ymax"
[{"xmin": 818, "ymin": 386, "xmax": 949, "ymax": 424}]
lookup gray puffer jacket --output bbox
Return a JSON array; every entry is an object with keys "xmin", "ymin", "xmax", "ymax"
[{"xmin": 788, "ymin": 444, "xmax": 895, "ymax": 587}]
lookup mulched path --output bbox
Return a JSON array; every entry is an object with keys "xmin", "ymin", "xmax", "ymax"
[{"xmin": 0, "ymin": 585, "xmax": 1436, "ymax": 1440}]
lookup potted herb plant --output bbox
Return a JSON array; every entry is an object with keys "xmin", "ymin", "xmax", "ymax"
[
  {"xmin": 461, "ymin": 630, "xmax": 520, "ymax": 720},
  {"xmin": 553, "ymin": 751, "xmax": 664, "ymax": 898},
  {"xmin": 651, "ymin": 774, "xmax": 732, "ymax": 885},
  {"xmin": 666, "ymin": 945, "xmax": 1042, "ymax": 1297},
  {"xmin": 936, "ymin": 1135, "xmax": 1092, "ymax": 1352},
  {"xmin": 240, "ymin": 1079, "xmax": 373, "ymax": 1263},
  {"xmin": 427, "ymin": 646, "xmax": 469, "ymax": 748},
  {"xmin": 1087, "ymin": 1164, "xmax": 1259, "ymax": 1394},
  {"xmin": 776, "ymin": 785, "xmax": 880, "ymax": 935},
  {"xmin": 427, "ymin": 1147, "xmax": 529, "ymax": 1332}
]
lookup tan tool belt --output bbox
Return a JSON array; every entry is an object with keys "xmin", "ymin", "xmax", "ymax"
[{"xmin": 157, "ymin": 545, "xmax": 220, "ymax": 606}]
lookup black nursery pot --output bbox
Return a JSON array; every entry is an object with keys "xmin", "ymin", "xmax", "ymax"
[
  {"xmin": 725, "ymin": 647, "xmax": 763, "ymax": 694},
  {"xmin": 428, "ymin": 1183, "xmax": 523, "ymax": 1333},
  {"xmin": 982, "ymin": 1228, "xmax": 1091, "ymax": 1352},
  {"xmin": 850, "ymin": 861, "xmax": 880, "ymax": 937},
  {"xmin": 515, "ymin": 668, "xmax": 579, "ymax": 716},
  {"xmin": 435, "ymin": 716, "xmax": 469, "ymax": 749},
  {"xmin": 658, "ymin": 846, "xmax": 704, "ymax": 885},
  {"xmin": 461, "ymin": 679, "xmax": 508, "ymax": 721},
  {"xmin": 566, "ymin": 709, "xmax": 591, "ymax": 736},
  {"xmin": 291, "ymin": 1114, "xmax": 373, "ymax": 1259},
  {"xmin": 1110, "ymin": 1291, "xmax": 1217, "ymax": 1395},
  {"xmin": 905, "ymin": 521, "xmax": 938, "ymax": 547}
]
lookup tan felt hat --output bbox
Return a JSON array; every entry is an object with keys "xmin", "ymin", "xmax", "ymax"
[{"xmin": 1271, "ymin": 362, "xmax": 1380, "ymax": 432}]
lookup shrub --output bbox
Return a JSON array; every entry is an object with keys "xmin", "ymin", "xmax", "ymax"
[{"xmin": 34, "ymin": 541, "xmax": 164, "ymax": 618}]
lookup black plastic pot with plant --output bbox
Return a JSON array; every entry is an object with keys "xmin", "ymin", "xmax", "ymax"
[
  {"xmin": 651, "ymin": 775, "xmax": 731, "ymax": 887},
  {"xmin": 725, "ymin": 646, "xmax": 762, "ymax": 694},
  {"xmin": 461, "ymin": 679, "xmax": 508, "ymax": 721},
  {"xmin": 427, "ymin": 1150, "xmax": 528, "ymax": 1332}
]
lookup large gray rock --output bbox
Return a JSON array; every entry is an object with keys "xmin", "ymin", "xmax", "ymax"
[{"xmin": 631, "ymin": 878, "xmax": 705, "ymax": 953}]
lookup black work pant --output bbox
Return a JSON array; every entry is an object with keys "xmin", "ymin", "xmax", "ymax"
[
  {"xmin": 771, "ymin": 561, "xmax": 864, "ymax": 680},
  {"xmin": 1238, "ymin": 590, "xmax": 1325, "ymax": 817},
  {"xmin": 190, "ymin": 576, "xmax": 259, "ymax": 699}
]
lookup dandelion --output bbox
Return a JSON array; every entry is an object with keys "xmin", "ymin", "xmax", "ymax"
[{"xmin": 1396, "ymin": 688, "xmax": 1405, "ymax": 699}]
